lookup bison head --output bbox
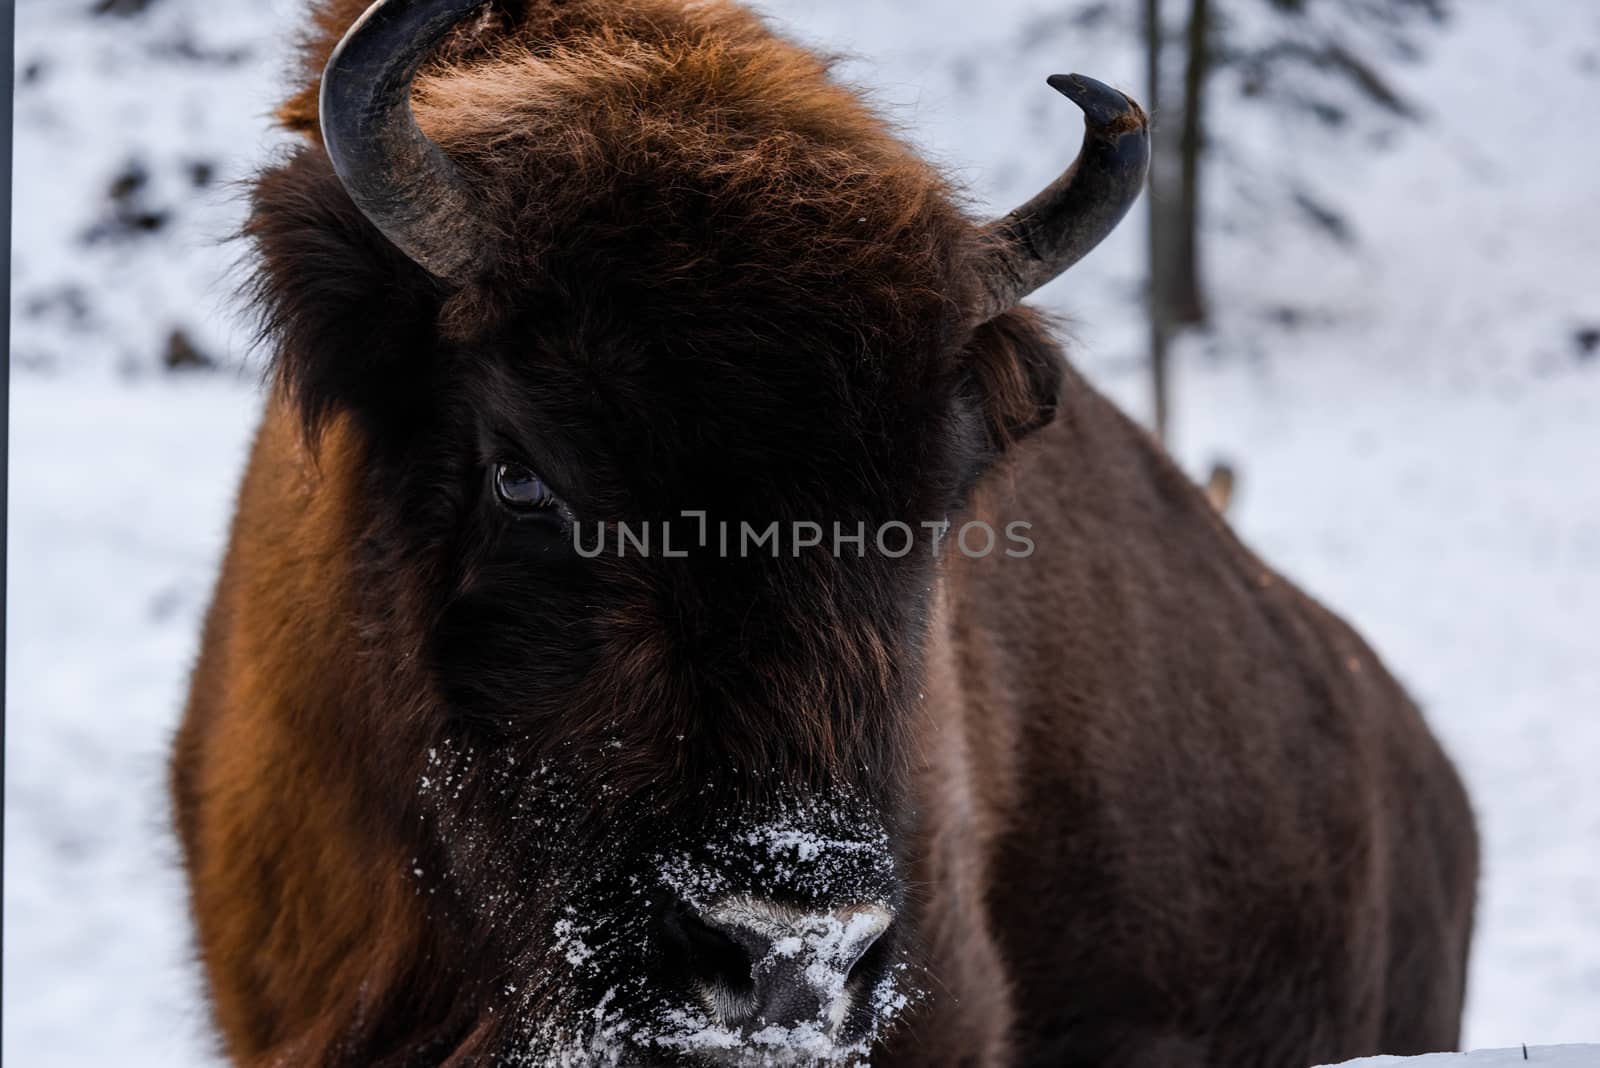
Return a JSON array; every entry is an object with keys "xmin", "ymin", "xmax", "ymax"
[{"xmin": 244, "ymin": 0, "xmax": 1145, "ymax": 1062}]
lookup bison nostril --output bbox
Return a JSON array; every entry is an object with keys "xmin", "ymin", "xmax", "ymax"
[
  {"xmin": 660, "ymin": 901, "xmax": 757, "ymax": 1009},
  {"xmin": 844, "ymin": 918, "xmax": 894, "ymax": 988}
]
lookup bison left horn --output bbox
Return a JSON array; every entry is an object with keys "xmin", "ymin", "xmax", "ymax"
[
  {"xmin": 320, "ymin": 0, "xmax": 492, "ymax": 284},
  {"xmin": 974, "ymin": 74, "xmax": 1150, "ymax": 322}
]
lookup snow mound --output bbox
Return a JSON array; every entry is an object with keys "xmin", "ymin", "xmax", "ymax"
[{"xmin": 1322, "ymin": 1045, "xmax": 1600, "ymax": 1067}]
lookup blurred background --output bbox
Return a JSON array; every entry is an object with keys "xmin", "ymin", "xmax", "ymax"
[{"xmin": 5, "ymin": 0, "xmax": 1597, "ymax": 1064}]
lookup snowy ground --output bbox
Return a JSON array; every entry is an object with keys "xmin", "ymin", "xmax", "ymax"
[
  {"xmin": 6, "ymin": 0, "xmax": 1598, "ymax": 1065},
  {"xmin": 1322, "ymin": 1047, "xmax": 1600, "ymax": 1068}
]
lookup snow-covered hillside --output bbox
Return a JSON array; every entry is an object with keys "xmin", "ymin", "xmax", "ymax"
[
  {"xmin": 6, "ymin": 0, "xmax": 1598, "ymax": 1065},
  {"xmin": 9, "ymin": 0, "xmax": 299, "ymax": 375}
]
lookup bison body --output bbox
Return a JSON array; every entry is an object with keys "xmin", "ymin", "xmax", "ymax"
[{"xmin": 172, "ymin": 1, "xmax": 1477, "ymax": 1065}]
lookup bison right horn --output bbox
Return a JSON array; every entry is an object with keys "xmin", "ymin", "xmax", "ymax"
[
  {"xmin": 320, "ymin": 0, "xmax": 493, "ymax": 284},
  {"xmin": 973, "ymin": 74, "xmax": 1151, "ymax": 323}
]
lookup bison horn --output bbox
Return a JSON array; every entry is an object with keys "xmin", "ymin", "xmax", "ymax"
[
  {"xmin": 974, "ymin": 74, "xmax": 1150, "ymax": 323},
  {"xmin": 320, "ymin": 0, "xmax": 491, "ymax": 283}
]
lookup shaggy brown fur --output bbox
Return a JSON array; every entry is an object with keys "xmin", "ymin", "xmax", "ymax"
[
  {"xmin": 280, "ymin": 0, "xmax": 988, "ymax": 354},
  {"xmin": 174, "ymin": 2, "xmax": 1478, "ymax": 1066}
]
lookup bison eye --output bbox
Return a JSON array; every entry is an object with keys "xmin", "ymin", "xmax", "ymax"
[{"xmin": 493, "ymin": 463, "xmax": 560, "ymax": 512}]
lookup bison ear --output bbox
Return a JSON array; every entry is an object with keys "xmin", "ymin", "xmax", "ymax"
[
  {"xmin": 961, "ymin": 306, "xmax": 1066, "ymax": 450},
  {"xmin": 245, "ymin": 147, "xmax": 446, "ymax": 437}
]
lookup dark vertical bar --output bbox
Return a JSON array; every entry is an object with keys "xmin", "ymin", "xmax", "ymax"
[
  {"xmin": 1174, "ymin": 0, "xmax": 1209, "ymax": 326},
  {"xmin": 1144, "ymin": 0, "xmax": 1170, "ymax": 443},
  {"xmin": 1, "ymin": 0, "xmax": 16, "ymax": 949}
]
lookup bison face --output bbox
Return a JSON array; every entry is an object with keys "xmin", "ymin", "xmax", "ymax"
[
  {"xmin": 390, "ymin": 292, "xmax": 996, "ymax": 1063},
  {"xmin": 247, "ymin": 137, "xmax": 1071, "ymax": 1062}
]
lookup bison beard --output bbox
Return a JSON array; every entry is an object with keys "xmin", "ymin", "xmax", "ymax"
[{"xmin": 171, "ymin": 1, "xmax": 1477, "ymax": 1067}]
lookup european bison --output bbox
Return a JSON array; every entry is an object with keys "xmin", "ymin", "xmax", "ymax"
[{"xmin": 171, "ymin": 1, "xmax": 1479, "ymax": 1065}]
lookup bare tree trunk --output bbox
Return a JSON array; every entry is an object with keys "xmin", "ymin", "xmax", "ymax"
[
  {"xmin": 1173, "ymin": 0, "xmax": 1210, "ymax": 326},
  {"xmin": 1145, "ymin": 0, "xmax": 1172, "ymax": 443}
]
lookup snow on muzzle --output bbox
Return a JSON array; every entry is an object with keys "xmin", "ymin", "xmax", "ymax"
[
  {"xmin": 631, "ymin": 802, "xmax": 915, "ymax": 1063},
  {"xmin": 519, "ymin": 793, "xmax": 917, "ymax": 1064},
  {"xmin": 674, "ymin": 898, "xmax": 893, "ymax": 1037}
]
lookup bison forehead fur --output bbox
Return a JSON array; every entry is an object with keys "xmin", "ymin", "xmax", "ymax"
[{"xmin": 274, "ymin": 0, "xmax": 989, "ymax": 346}]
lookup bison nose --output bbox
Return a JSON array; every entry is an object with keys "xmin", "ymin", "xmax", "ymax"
[{"xmin": 661, "ymin": 898, "xmax": 894, "ymax": 1034}]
